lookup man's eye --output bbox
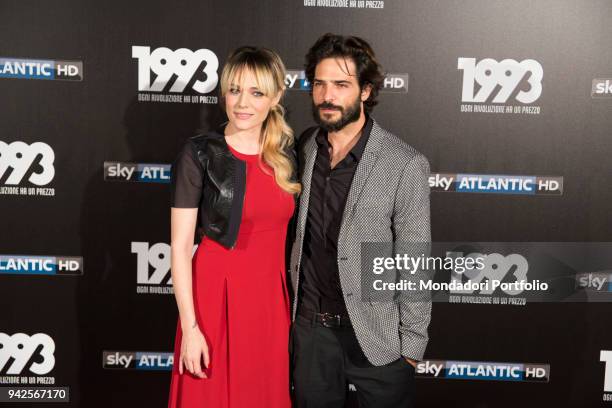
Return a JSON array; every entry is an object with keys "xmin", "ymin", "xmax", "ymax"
[
  {"xmin": 337, "ymin": 83, "xmax": 348, "ymax": 88},
  {"xmin": 313, "ymin": 82, "xmax": 322, "ymax": 87}
]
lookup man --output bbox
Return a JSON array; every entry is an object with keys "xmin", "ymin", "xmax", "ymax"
[{"xmin": 290, "ymin": 33, "xmax": 432, "ymax": 407}]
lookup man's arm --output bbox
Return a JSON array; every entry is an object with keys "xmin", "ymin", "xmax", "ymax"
[{"xmin": 392, "ymin": 152, "xmax": 432, "ymax": 363}]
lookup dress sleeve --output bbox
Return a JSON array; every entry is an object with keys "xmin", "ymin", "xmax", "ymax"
[{"xmin": 170, "ymin": 140, "xmax": 203, "ymax": 208}]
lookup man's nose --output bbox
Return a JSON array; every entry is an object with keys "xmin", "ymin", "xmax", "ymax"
[{"xmin": 322, "ymin": 86, "xmax": 335, "ymax": 103}]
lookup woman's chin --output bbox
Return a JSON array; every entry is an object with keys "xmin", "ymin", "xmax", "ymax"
[{"xmin": 228, "ymin": 119, "xmax": 264, "ymax": 132}]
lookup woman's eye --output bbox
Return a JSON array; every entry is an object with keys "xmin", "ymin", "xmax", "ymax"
[
  {"xmin": 230, "ymin": 88, "xmax": 240, "ymax": 94},
  {"xmin": 253, "ymin": 91, "xmax": 264, "ymax": 97}
]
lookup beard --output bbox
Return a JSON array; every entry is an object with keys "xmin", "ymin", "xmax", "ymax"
[{"xmin": 312, "ymin": 95, "xmax": 362, "ymax": 132}]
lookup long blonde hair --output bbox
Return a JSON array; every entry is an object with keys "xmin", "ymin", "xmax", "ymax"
[{"xmin": 220, "ymin": 46, "xmax": 301, "ymax": 195}]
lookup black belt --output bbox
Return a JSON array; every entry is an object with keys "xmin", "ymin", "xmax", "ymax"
[{"xmin": 297, "ymin": 307, "xmax": 352, "ymax": 328}]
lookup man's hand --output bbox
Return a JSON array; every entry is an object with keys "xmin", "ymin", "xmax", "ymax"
[{"xmin": 404, "ymin": 357, "xmax": 417, "ymax": 368}]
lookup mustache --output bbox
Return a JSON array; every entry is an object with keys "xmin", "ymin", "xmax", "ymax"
[{"xmin": 316, "ymin": 102, "xmax": 343, "ymax": 111}]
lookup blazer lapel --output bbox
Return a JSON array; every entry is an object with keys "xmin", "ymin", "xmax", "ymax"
[
  {"xmin": 340, "ymin": 120, "xmax": 384, "ymax": 228},
  {"xmin": 297, "ymin": 130, "xmax": 319, "ymax": 237}
]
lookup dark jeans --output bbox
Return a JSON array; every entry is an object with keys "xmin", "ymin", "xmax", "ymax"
[{"xmin": 291, "ymin": 314, "xmax": 415, "ymax": 408}]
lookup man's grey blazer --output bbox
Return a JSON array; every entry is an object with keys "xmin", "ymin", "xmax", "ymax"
[{"xmin": 289, "ymin": 118, "xmax": 432, "ymax": 365}]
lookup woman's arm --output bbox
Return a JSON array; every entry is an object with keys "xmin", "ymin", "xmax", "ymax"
[
  {"xmin": 171, "ymin": 208, "xmax": 198, "ymax": 333},
  {"xmin": 171, "ymin": 207, "xmax": 209, "ymax": 378}
]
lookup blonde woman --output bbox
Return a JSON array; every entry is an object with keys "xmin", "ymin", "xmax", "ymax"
[{"xmin": 168, "ymin": 46, "xmax": 299, "ymax": 408}]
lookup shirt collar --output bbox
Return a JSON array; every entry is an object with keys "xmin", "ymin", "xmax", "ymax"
[{"xmin": 316, "ymin": 115, "xmax": 373, "ymax": 163}]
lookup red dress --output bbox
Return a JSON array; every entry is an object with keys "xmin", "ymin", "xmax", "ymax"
[{"xmin": 168, "ymin": 145, "xmax": 294, "ymax": 408}]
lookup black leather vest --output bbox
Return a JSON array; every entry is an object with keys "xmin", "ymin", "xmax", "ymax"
[{"xmin": 190, "ymin": 130, "xmax": 297, "ymax": 249}]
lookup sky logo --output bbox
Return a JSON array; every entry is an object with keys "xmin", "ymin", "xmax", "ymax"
[
  {"xmin": 416, "ymin": 360, "xmax": 549, "ymax": 382},
  {"xmin": 285, "ymin": 70, "xmax": 408, "ymax": 93},
  {"xmin": 103, "ymin": 351, "xmax": 173, "ymax": 370},
  {"xmin": 429, "ymin": 173, "xmax": 563, "ymax": 195},
  {"xmin": 575, "ymin": 272, "xmax": 612, "ymax": 292},
  {"xmin": 592, "ymin": 78, "xmax": 612, "ymax": 98},
  {"xmin": 104, "ymin": 162, "xmax": 171, "ymax": 183}
]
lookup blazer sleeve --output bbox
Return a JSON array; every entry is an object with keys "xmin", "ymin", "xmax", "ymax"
[{"xmin": 392, "ymin": 152, "xmax": 432, "ymax": 361}]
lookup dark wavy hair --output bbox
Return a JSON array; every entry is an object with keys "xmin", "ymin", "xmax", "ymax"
[{"xmin": 305, "ymin": 33, "xmax": 384, "ymax": 113}]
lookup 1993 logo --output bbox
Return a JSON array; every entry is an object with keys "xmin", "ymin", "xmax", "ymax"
[
  {"xmin": 132, "ymin": 46, "xmax": 219, "ymax": 104},
  {"xmin": 0, "ymin": 333, "xmax": 55, "ymax": 376},
  {"xmin": 458, "ymin": 57, "xmax": 543, "ymax": 114},
  {"xmin": 132, "ymin": 241, "xmax": 198, "ymax": 294},
  {"xmin": 0, "ymin": 141, "xmax": 55, "ymax": 196}
]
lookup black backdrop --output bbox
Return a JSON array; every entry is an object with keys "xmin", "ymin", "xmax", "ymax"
[{"xmin": 1, "ymin": 1, "xmax": 612, "ymax": 407}]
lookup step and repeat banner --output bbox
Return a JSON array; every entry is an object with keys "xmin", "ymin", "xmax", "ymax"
[{"xmin": 1, "ymin": 0, "xmax": 612, "ymax": 406}]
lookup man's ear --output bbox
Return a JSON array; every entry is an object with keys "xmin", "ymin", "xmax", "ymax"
[{"xmin": 361, "ymin": 83, "xmax": 372, "ymax": 102}]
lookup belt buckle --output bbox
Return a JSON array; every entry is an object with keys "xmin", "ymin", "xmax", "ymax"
[{"xmin": 320, "ymin": 312, "xmax": 341, "ymax": 328}]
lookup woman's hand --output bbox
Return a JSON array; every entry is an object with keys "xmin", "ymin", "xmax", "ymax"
[{"xmin": 179, "ymin": 324, "xmax": 210, "ymax": 378}]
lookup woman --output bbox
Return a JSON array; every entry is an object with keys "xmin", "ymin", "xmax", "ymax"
[{"xmin": 168, "ymin": 46, "xmax": 300, "ymax": 408}]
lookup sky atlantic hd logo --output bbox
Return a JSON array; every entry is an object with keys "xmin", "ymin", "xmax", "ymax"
[
  {"xmin": 103, "ymin": 162, "xmax": 171, "ymax": 183},
  {"xmin": 0, "ymin": 141, "xmax": 56, "ymax": 197},
  {"xmin": 103, "ymin": 351, "xmax": 173, "ymax": 371},
  {"xmin": 0, "ymin": 255, "xmax": 83, "ymax": 276},
  {"xmin": 0, "ymin": 333, "xmax": 57, "ymax": 385},
  {"xmin": 592, "ymin": 78, "xmax": 612, "ymax": 98},
  {"xmin": 0, "ymin": 57, "xmax": 83, "ymax": 81},
  {"xmin": 458, "ymin": 57, "xmax": 542, "ymax": 115},
  {"xmin": 429, "ymin": 173, "xmax": 563, "ymax": 195},
  {"xmin": 285, "ymin": 70, "xmax": 408, "ymax": 93},
  {"xmin": 132, "ymin": 46, "xmax": 218, "ymax": 104},
  {"xmin": 416, "ymin": 360, "xmax": 549, "ymax": 382}
]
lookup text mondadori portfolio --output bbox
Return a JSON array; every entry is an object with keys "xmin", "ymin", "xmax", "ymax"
[{"xmin": 372, "ymin": 279, "xmax": 549, "ymax": 292}]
